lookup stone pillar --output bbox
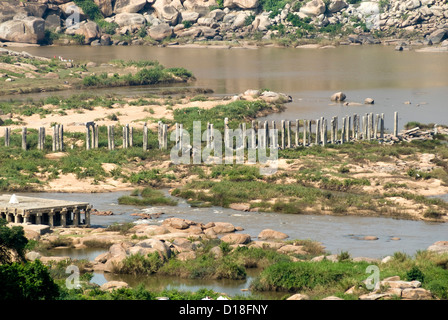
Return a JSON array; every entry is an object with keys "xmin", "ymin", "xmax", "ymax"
[
  {"xmin": 86, "ymin": 126, "xmax": 91, "ymax": 150},
  {"xmin": 303, "ymin": 120, "xmax": 307, "ymax": 146},
  {"xmin": 341, "ymin": 117, "xmax": 346, "ymax": 144},
  {"xmin": 307, "ymin": 120, "xmax": 312, "ymax": 145},
  {"xmin": 49, "ymin": 209, "xmax": 54, "ymax": 228},
  {"xmin": 295, "ymin": 119, "xmax": 299, "ymax": 147},
  {"xmin": 60, "ymin": 208, "xmax": 67, "ymax": 227},
  {"xmin": 286, "ymin": 120, "xmax": 291, "ymax": 148},
  {"xmin": 22, "ymin": 127, "xmax": 27, "ymax": 150},
  {"xmin": 367, "ymin": 114, "xmax": 372, "ymax": 141},
  {"xmin": 315, "ymin": 119, "xmax": 320, "ymax": 145},
  {"xmin": 158, "ymin": 121, "xmax": 162, "ymax": 149},
  {"xmin": 143, "ymin": 123, "xmax": 148, "ymax": 151},
  {"xmin": 59, "ymin": 124, "xmax": 64, "ymax": 151},
  {"xmin": 346, "ymin": 116, "xmax": 351, "ymax": 142},
  {"xmin": 4, "ymin": 127, "xmax": 10, "ymax": 147},
  {"xmin": 394, "ymin": 111, "xmax": 398, "ymax": 137},
  {"xmin": 38, "ymin": 127, "xmax": 45, "ymax": 151},
  {"xmin": 271, "ymin": 121, "xmax": 277, "ymax": 149},
  {"xmin": 374, "ymin": 114, "xmax": 379, "ymax": 139},
  {"xmin": 264, "ymin": 120, "xmax": 269, "ymax": 149},
  {"xmin": 85, "ymin": 205, "xmax": 91, "ymax": 227},
  {"xmin": 242, "ymin": 123, "xmax": 247, "ymax": 149},
  {"xmin": 94, "ymin": 124, "xmax": 99, "ymax": 149},
  {"xmin": 335, "ymin": 116, "xmax": 339, "ymax": 142},
  {"xmin": 258, "ymin": 121, "xmax": 264, "ymax": 149},
  {"xmin": 224, "ymin": 118, "xmax": 230, "ymax": 149},
  {"xmin": 330, "ymin": 117, "xmax": 335, "ymax": 144},
  {"xmin": 52, "ymin": 125, "xmax": 58, "ymax": 152},
  {"xmin": 322, "ymin": 119, "xmax": 327, "ymax": 147},
  {"xmin": 380, "ymin": 113, "xmax": 385, "ymax": 140},
  {"xmin": 251, "ymin": 120, "xmax": 256, "ymax": 149},
  {"xmin": 36, "ymin": 214, "xmax": 41, "ymax": 225},
  {"xmin": 362, "ymin": 115, "xmax": 366, "ymax": 140},
  {"xmin": 73, "ymin": 207, "xmax": 79, "ymax": 226},
  {"xmin": 280, "ymin": 120, "xmax": 285, "ymax": 149}
]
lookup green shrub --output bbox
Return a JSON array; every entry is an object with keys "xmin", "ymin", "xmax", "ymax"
[
  {"xmin": 405, "ymin": 266, "xmax": 425, "ymax": 283},
  {"xmin": 0, "ymin": 260, "xmax": 59, "ymax": 300}
]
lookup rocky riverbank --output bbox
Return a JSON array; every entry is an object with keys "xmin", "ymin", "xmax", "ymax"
[
  {"xmin": 22, "ymin": 217, "xmax": 448, "ymax": 300},
  {"xmin": 1, "ymin": 0, "xmax": 448, "ymax": 49}
]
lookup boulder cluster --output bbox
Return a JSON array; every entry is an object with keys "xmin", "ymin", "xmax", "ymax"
[
  {"xmin": 0, "ymin": 0, "xmax": 447, "ymax": 46},
  {"xmin": 89, "ymin": 217, "xmax": 310, "ymax": 272}
]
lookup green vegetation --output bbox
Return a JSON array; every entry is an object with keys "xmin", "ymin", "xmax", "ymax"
[
  {"xmin": 118, "ymin": 187, "xmax": 178, "ymax": 206},
  {"xmin": 173, "ymin": 99, "xmax": 280, "ymax": 132},
  {"xmin": 81, "ymin": 65, "xmax": 194, "ymax": 88},
  {"xmin": 0, "ymin": 219, "xmax": 28, "ymax": 264}
]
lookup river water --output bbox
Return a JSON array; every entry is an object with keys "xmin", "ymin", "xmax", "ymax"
[
  {"xmin": 8, "ymin": 44, "xmax": 448, "ymax": 297},
  {"xmin": 7, "ymin": 44, "xmax": 448, "ymax": 131}
]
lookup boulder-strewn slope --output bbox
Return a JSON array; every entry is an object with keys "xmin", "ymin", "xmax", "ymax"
[{"xmin": 0, "ymin": 0, "xmax": 447, "ymax": 46}]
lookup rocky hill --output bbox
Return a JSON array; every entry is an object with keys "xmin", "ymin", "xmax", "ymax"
[{"xmin": 0, "ymin": 0, "xmax": 447, "ymax": 47}]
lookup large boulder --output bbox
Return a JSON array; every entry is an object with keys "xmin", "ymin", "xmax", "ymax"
[
  {"xmin": 94, "ymin": 0, "xmax": 114, "ymax": 17},
  {"xmin": 162, "ymin": 217, "xmax": 192, "ymax": 230},
  {"xmin": 74, "ymin": 21, "xmax": 100, "ymax": 44},
  {"xmin": 300, "ymin": 0, "xmax": 327, "ymax": 17},
  {"xmin": 224, "ymin": 0, "xmax": 259, "ymax": 9},
  {"xmin": 45, "ymin": 14, "xmax": 62, "ymax": 30},
  {"xmin": 60, "ymin": 2, "xmax": 88, "ymax": 21},
  {"xmin": 149, "ymin": 23, "xmax": 173, "ymax": 40},
  {"xmin": 328, "ymin": 0, "xmax": 348, "ymax": 13},
  {"xmin": 330, "ymin": 92, "xmax": 346, "ymax": 102},
  {"xmin": 114, "ymin": 0, "xmax": 148, "ymax": 13},
  {"xmin": 212, "ymin": 222, "xmax": 236, "ymax": 234},
  {"xmin": 114, "ymin": 13, "xmax": 146, "ymax": 27},
  {"xmin": 221, "ymin": 233, "xmax": 251, "ymax": 245},
  {"xmin": 152, "ymin": 0, "xmax": 183, "ymax": 25},
  {"xmin": 427, "ymin": 241, "xmax": 448, "ymax": 254},
  {"xmin": 0, "ymin": 17, "xmax": 45, "ymax": 44},
  {"xmin": 100, "ymin": 281, "xmax": 130, "ymax": 291},
  {"xmin": 257, "ymin": 229, "xmax": 289, "ymax": 240},
  {"xmin": 252, "ymin": 13, "xmax": 271, "ymax": 31},
  {"xmin": 427, "ymin": 29, "xmax": 447, "ymax": 45},
  {"xmin": 181, "ymin": 11, "xmax": 200, "ymax": 23},
  {"xmin": 135, "ymin": 239, "xmax": 171, "ymax": 258}
]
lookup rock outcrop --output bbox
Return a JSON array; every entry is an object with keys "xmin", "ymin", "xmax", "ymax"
[{"xmin": 0, "ymin": 17, "xmax": 45, "ymax": 44}]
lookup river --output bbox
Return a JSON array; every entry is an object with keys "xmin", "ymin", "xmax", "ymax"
[
  {"xmin": 7, "ymin": 44, "xmax": 448, "ymax": 131},
  {"xmin": 8, "ymin": 44, "xmax": 448, "ymax": 297}
]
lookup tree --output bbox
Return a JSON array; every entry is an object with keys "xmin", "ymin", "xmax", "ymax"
[
  {"xmin": 0, "ymin": 260, "xmax": 60, "ymax": 300},
  {"xmin": 0, "ymin": 218, "xmax": 28, "ymax": 264}
]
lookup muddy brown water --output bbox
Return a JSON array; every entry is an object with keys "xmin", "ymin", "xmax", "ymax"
[{"xmin": 7, "ymin": 45, "xmax": 448, "ymax": 131}]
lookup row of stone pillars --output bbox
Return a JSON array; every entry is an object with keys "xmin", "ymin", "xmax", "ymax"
[
  {"xmin": 2, "ymin": 112, "xmax": 400, "ymax": 151},
  {"xmin": 161, "ymin": 112, "xmax": 398, "ymax": 151},
  {"xmin": 4, "ymin": 126, "xmax": 64, "ymax": 151}
]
